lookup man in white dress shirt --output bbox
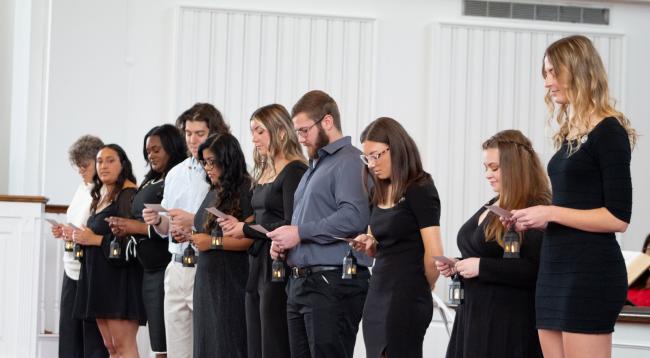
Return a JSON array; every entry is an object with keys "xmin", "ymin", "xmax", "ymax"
[{"xmin": 143, "ymin": 103, "xmax": 229, "ymax": 358}]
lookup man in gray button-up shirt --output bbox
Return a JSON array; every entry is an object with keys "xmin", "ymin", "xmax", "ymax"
[{"xmin": 268, "ymin": 90, "xmax": 371, "ymax": 358}]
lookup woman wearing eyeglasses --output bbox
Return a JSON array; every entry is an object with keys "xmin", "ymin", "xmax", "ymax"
[
  {"xmin": 187, "ymin": 133, "xmax": 254, "ymax": 358},
  {"xmin": 350, "ymin": 117, "xmax": 443, "ymax": 358},
  {"xmin": 218, "ymin": 104, "xmax": 307, "ymax": 358}
]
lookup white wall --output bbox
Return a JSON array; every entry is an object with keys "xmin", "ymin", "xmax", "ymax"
[{"xmin": 0, "ymin": 0, "xmax": 15, "ymax": 194}]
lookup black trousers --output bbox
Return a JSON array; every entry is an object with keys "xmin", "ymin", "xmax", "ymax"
[
  {"xmin": 246, "ymin": 275, "xmax": 290, "ymax": 357},
  {"xmin": 59, "ymin": 273, "xmax": 108, "ymax": 358},
  {"xmin": 286, "ymin": 268, "xmax": 370, "ymax": 358}
]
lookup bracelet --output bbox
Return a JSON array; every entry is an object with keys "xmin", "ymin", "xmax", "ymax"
[{"xmin": 155, "ymin": 216, "xmax": 162, "ymax": 226}]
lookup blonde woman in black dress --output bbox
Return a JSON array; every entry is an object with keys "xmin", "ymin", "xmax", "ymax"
[
  {"xmin": 351, "ymin": 117, "xmax": 443, "ymax": 358},
  {"xmin": 510, "ymin": 35, "xmax": 637, "ymax": 358},
  {"xmin": 219, "ymin": 104, "xmax": 307, "ymax": 358}
]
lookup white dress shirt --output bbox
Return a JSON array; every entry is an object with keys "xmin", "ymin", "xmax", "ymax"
[
  {"xmin": 63, "ymin": 182, "xmax": 93, "ymax": 280},
  {"xmin": 160, "ymin": 156, "xmax": 210, "ymax": 255}
]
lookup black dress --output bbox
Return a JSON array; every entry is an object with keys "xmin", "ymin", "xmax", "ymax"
[
  {"xmin": 131, "ymin": 178, "xmax": 170, "ymax": 352},
  {"xmin": 362, "ymin": 179, "xmax": 439, "ymax": 358},
  {"xmin": 537, "ymin": 117, "xmax": 632, "ymax": 333},
  {"xmin": 193, "ymin": 184, "xmax": 253, "ymax": 358},
  {"xmin": 74, "ymin": 188, "xmax": 147, "ymax": 324},
  {"xmin": 446, "ymin": 201, "xmax": 543, "ymax": 358},
  {"xmin": 242, "ymin": 160, "xmax": 307, "ymax": 358}
]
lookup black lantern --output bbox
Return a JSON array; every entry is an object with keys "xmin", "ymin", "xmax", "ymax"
[
  {"xmin": 73, "ymin": 244, "xmax": 84, "ymax": 260},
  {"xmin": 108, "ymin": 238, "xmax": 122, "ymax": 259},
  {"xmin": 182, "ymin": 244, "xmax": 197, "ymax": 267},
  {"xmin": 271, "ymin": 258, "xmax": 286, "ymax": 282},
  {"xmin": 210, "ymin": 235, "xmax": 223, "ymax": 250},
  {"xmin": 64, "ymin": 240, "xmax": 74, "ymax": 252},
  {"xmin": 503, "ymin": 227, "xmax": 521, "ymax": 258},
  {"xmin": 342, "ymin": 249, "xmax": 357, "ymax": 279},
  {"xmin": 448, "ymin": 274, "xmax": 464, "ymax": 305}
]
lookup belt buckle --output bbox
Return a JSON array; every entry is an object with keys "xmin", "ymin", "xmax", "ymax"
[{"xmin": 291, "ymin": 267, "xmax": 300, "ymax": 278}]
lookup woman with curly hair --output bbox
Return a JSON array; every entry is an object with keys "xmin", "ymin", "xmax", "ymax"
[
  {"xmin": 511, "ymin": 35, "xmax": 637, "ymax": 358},
  {"xmin": 187, "ymin": 133, "xmax": 254, "ymax": 358}
]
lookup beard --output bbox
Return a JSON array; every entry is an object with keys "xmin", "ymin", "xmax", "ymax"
[{"xmin": 307, "ymin": 125, "xmax": 330, "ymax": 159}]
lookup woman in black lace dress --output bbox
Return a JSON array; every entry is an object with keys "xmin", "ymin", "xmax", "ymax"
[
  {"xmin": 106, "ymin": 124, "xmax": 186, "ymax": 357},
  {"xmin": 437, "ymin": 130, "xmax": 550, "ymax": 358},
  {"xmin": 73, "ymin": 144, "xmax": 146, "ymax": 357},
  {"xmin": 511, "ymin": 35, "xmax": 637, "ymax": 358},
  {"xmin": 219, "ymin": 104, "xmax": 307, "ymax": 358},
  {"xmin": 187, "ymin": 133, "xmax": 253, "ymax": 358}
]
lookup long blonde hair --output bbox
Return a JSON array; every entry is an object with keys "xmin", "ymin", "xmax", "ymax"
[
  {"xmin": 543, "ymin": 35, "xmax": 637, "ymax": 154},
  {"xmin": 250, "ymin": 104, "xmax": 306, "ymax": 184},
  {"xmin": 482, "ymin": 130, "xmax": 551, "ymax": 246}
]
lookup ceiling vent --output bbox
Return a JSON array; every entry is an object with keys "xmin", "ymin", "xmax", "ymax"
[{"xmin": 463, "ymin": 0, "xmax": 609, "ymax": 25}]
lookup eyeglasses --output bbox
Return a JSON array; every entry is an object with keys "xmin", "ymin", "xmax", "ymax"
[
  {"xmin": 360, "ymin": 147, "xmax": 390, "ymax": 165},
  {"xmin": 199, "ymin": 158, "xmax": 217, "ymax": 169},
  {"xmin": 294, "ymin": 114, "xmax": 327, "ymax": 138}
]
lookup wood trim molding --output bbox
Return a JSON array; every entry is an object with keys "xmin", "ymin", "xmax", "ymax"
[
  {"xmin": 44, "ymin": 205, "xmax": 68, "ymax": 214},
  {"xmin": 0, "ymin": 195, "xmax": 49, "ymax": 204},
  {"xmin": 618, "ymin": 306, "xmax": 650, "ymax": 324}
]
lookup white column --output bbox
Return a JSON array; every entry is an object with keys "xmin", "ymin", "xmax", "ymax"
[{"xmin": 8, "ymin": 0, "xmax": 52, "ymax": 196}]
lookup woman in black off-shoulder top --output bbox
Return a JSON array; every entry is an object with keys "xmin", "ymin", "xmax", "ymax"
[{"xmin": 439, "ymin": 130, "xmax": 550, "ymax": 358}]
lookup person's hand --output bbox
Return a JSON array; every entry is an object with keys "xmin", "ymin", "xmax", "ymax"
[
  {"xmin": 218, "ymin": 216, "xmax": 245, "ymax": 239},
  {"xmin": 51, "ymin": 224, "xmax": 63, "ymax": 239},
  {"xmin": 190, "ymin": 233, "xmax": 212, "ymax": 252},
  {"xmin": 510, "ymin": 205, "xmax": 551, "ymax": 231},
  {"xmin": 107, "ymin": 217, "xmax": 142, "ymax": 237},
  {"xmin": 142, "ymin": 208, "xmax": 161, "ymax": 226},
  {"xmin": 168, "ymin": 209, "xmax": 194, "ymax": 231},
  {"xmin": 61, "ymin": 226, "xmax": 75, "ymax": 241},
  {"xmin": 349, "ymin": 234, "xmax": 377, "ymax": 257},
  {"xmin": 72, "ymin": 226, "xmax": 103, "ymax": 246},
  {"xmin": 434, "ymin": 257, "xmax": 459, "ymax": 277},
  {"xmin": 267, "ymin": 225, "xmax": 300, "ymax": 250},
  {"xmin": 455, "ymin": 257, "xmax": 480, "ymax": 279},
  {"xmin": 170, "ymin": 224, "xmax": 191, "ymax": 243},
  {"xmin": 270, "ymin": 240, "xmax": 285, "ymax": 260}
]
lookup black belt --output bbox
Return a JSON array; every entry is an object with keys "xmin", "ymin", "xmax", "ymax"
[{"xmin": 291, "ymin": 265, "xmax": 341, "ymax": 278}]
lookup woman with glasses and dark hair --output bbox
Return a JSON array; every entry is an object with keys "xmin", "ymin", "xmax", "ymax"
[
  {"xmin": 50, "ymin": 135, "xmax": 108, "ymax": 358},
  {"xmin": 73, "ymin": 144, "xmax": 146, "ymax": 357},
  {"xmin": 185, "ymin": 133, "xmax": 253, "ymax": 358},
  {"xmin": 218, "ymin": 104, "xmax": 307, "ymax": 358},
  {"xmin": 106, "ymin": 124, "xmax": 187, "ymax": 357},
  {"xmin": 350, "ymin": 117, "xmax": 444, "ymax": 358}
]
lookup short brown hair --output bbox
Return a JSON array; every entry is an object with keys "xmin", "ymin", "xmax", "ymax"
[
  {"xmin": 291, "ymin": 90, "xmax": 341, "ymax": 131},
  {"xmin": 68, "ymin": 135, "xmax": 104, "ymax": 167},
  {"xmin": 176, "ymin": 103, "xmax": 230, "ymax": 136}
]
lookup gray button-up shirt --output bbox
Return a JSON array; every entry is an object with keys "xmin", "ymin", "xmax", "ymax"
[{"xmin": 288, "ymin": 136, "xmax": 373, "ymax": 267}]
